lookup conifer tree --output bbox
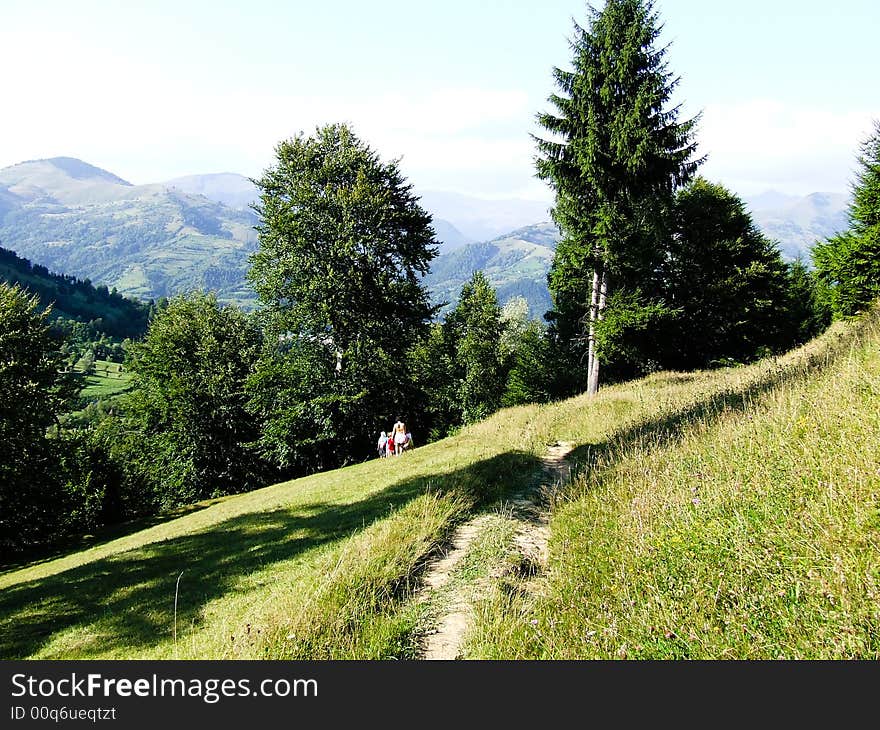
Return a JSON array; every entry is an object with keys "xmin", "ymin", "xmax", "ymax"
[
  {"xmin": 813, "ymin": 121, "xmax": 880, "ymax": 317},
  {"xmin": 444, "ymin": 271, "xmax": 505, "ymax": 424},
  {"xmin": 536, "ymin": 0, "xmax": 701, "ymax": 394}
]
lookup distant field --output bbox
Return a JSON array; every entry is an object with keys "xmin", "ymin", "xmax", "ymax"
[
  {"xmin": 1, "ymin": 310, "xmax": 875, "ymax": 659},
  {"xmin": 74, "ymin": 359, "xmax": 133, "ymax": 401}
]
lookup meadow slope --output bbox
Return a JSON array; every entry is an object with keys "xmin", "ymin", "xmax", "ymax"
[
  {"xmin": 467, "ymin": 309, "xmax": 880, "ymax": 659},
  {"xmin": 1, "ymin": 308, "xmax": 875, "ymax": 659}
]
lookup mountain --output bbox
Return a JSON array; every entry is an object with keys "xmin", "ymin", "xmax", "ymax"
[
  {"xmin": 1, "ymin": 157, "xmax": 847, "ymax": 321},
  {"xmin": 160, "ymin": 173, "xmax": 479, "ymax": 252},
  {"xmin": 417, "ymin": 190, "xmax": 552, "ymax": 242},
  {"xmin": 156, "ymin": 176, "xmax": 850, "ymax": 263},
  {"xmin": 745, "ymin": 191, "xmax": 850, "ymax": 261},
  {"xmin": 0, "ymin": 158, "xmax": 259, "ymax": 305},
  {"xmin": 425, "ymin": 221, "xmax": 560, "ymax": 318},
  {"xmin": 165, "ymin": 172, "xmax": 258, "ymax": 211},
  {"xmin": 745, "ymin": 190, "xmax": 800, "ymax": 212},
  {"xmin": 431, "ymin": 219, "xmax": 473, "ymax": 252}
]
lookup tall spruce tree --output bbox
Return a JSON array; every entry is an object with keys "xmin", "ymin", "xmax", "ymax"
[
  {"xmin": 536, "ymin": 0, "xmax": 701, "ymax": 394},
  {"xmin": 813, "ymin": 121, "xmax": 880, "ymax": 317},
  {"xmin": 247, "ymin": 124, "xmax": 437, "ymax": 468}
]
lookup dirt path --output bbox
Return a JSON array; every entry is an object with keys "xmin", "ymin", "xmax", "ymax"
[
  {"xmin": 418, "ymin": 441, "xmax": 574, "ymax": 660},
  {"xmin": 508, "ymin": 441, "xmax": 573, "ymax": 571}
]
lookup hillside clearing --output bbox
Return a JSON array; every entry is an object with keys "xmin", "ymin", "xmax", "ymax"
[
  {"xmin": 465, "ymin": 310, "xmax": 880, "ymax": 659},
  {"xmin": 0, "ymin": 310, "xmax": 871, "ymax": 659}
]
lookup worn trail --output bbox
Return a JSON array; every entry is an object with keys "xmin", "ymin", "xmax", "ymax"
[{"xmin": 417, "ymin": 442, "xmax": 574, "ymax": 660}]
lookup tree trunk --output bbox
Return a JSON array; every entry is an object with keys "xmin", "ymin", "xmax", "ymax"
[
  {"xmin": 586, "ymin": 268, "xmax": 600, "ymax": 393},
  {"xmin": 587, "ymin": 267, "xmax": 608, "ymax": 396}
]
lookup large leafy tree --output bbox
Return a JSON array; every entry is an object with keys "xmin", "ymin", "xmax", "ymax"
[
  {"xmin": 0, "ymin": 284, "xmax": 75, "ymax": 551},
  {"xmin": 247, "ymin": 124, "xmax": 437, "ymax": 468},
  {"xmin": 536, "ymin": 0, "xmax": 701, "ymax": 394},
  {"xmin": 408, "ymin": 322, "xmax": 459, "ymax": 441},
  {"xmin": 813, "ymin": 120, "xmax": 880, "ymax": 317},
  {"xmin": 659, "ymin": 179, "xmax": 796, "ymax": 368},
  {"xmin": 121, "ymin": 292, "xmax": 265, "ymax": 506}
]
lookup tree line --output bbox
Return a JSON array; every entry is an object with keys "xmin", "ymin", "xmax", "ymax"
[{"xmin": 2, "ymin": 0, "xmax": 878, "ymax": 557}]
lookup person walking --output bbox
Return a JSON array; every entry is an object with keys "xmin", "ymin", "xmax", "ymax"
[
  {"xmin": 392, "ymin": 417, "xmax": 407, "ymax": 455},
  {"xmin": 377, "ymin": 431, "xmax": 388, "ymax": 458}
]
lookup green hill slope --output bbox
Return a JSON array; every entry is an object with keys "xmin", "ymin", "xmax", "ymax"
[
  {"xmin": 468, "ymin": 311, "xmax": 880, "ymax": 659},
  {"xmin": 1, "ymin": 308, "xmax": 876, "ymax": 659},
  {"xmin": 424, "ymin": 222, "xmax": 559, "ymax": 317},
  {"xmin": 0, "ymin": 158, "xmax": 259, "ymax": 306}
]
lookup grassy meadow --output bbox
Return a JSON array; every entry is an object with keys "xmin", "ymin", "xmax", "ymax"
[
  {"xmin": 75, "ymin": 359, "xmax": 133, "ymax": 401},
  {"xmin": 467, "ymin": 310, "xmax": 880, "ymax": 659},
  {"xmin": 1, "ymin": 308, "xmax": 877, "ymax": 659}
]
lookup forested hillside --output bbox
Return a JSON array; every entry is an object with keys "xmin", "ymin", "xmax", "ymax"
[
  {"xmin": 1, "ymin": 0, "xmax": 878, "ymax": 667},
  {"xmin": 0, "ymin": 246, "xmax": 150, "ymax": 339},
  {"xmin": 423, "ymin": 222, "xmax": 558, "ymax": 316}
]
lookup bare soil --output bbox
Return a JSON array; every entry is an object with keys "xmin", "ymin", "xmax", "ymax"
[{"xmin": 418, "ymin": 441, "xmax": 574, "ymax": 660}]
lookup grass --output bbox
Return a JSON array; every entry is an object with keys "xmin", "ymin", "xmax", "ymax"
[
  {"xmin": 0, "ymin": 435, "xmax": 541, "ymax": 659},
  {"xmin": 464, "ymin": 309, "xmax": 880, "ymax": 659},
  {"xmin": 74, "ymin": 359, "xmax": 133, "ymax": 401},
  {"xmin": 1, "ymin": 309, "xmax": 875, "ymax": 659}
]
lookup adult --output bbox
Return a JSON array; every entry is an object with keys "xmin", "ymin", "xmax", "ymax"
[{"xmin": 392, "ymin": 417, "xmax": 407, "ymax": 455}]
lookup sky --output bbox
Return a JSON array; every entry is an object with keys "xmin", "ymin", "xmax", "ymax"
[{"xmin": 1, "ymin": 0, "xmax": 877, "ymax": 201}]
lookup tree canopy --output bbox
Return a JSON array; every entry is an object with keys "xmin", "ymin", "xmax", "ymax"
[
  {"xmin": 813, "ymin": 120, "xmax": 880, "ymax": 317},
  {"xmin": 122, "ymin": 291, "xmax": 264, "ymax": 505},
  {"xmin": 247, "ymin": 124, "xmax": 439, "ymax": 469},
  {"xmin": 0, "ymin": 283, "xmax": 75, "ymax": 551},
  {"xmin": 536, "ymin": 0, "xmax": 702, "ymax": 394},
  {"xmin": 660, "ymin": 178, "xmax": 795, "ymax": 368}
]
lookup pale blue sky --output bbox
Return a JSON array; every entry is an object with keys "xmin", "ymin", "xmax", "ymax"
[{"xmin": 2, "ymin": 0, "xmax": 876, "ymax": 199}]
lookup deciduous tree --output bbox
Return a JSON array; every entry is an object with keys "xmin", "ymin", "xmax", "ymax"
[
  {"xmin": 0, "ymin": 284, "xmax": 74, "ymax": 550},
  {"xmin": 247, "ymin": 124, "xmax": 437, "ymax": 467},
  {"xmin": 660, "ymin": 178, "xmax": 795, "ymax": 368},
  {"xmin": 123, "ymin": 291, "xmax": 264, "ymax": 505}
]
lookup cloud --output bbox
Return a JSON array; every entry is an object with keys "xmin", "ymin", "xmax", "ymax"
[
  {"xmin": 695, "ymin": 99, "xmax": 875, "ymax": 194},
  {"xmin": 0, "ymin": 54, "xmax": 535, "ymax": 193}
]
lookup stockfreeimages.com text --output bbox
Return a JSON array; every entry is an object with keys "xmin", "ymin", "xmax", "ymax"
[{"xmin": 10, "ymin": 673, "xmax": 317, "ymax": 704}]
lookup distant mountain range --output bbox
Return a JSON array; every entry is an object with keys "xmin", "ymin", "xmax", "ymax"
[
  {"xmin": 0, "ymin": 158, "xmax": 258, "ymax": 306},
  {"xmin": 424, "ymin": 222, "xmax": 558, "ymax": 318},
  {"xmin": 164, "ymin": 173, "xmax": 547, "ymax": 253},
  {"xmin": 744, "ymin": 191, "xmax": 849, "ymax": 261},
  {"xmin": 0, "ymin": 157, "xmax": 852, "ymax": 319},
  {"xmin": 161, "ymin": 171, "xmax": 850, "ymax": 263}
]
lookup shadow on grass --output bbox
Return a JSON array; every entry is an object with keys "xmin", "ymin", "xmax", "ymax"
[
  {"xmin": 0, "ymin": 449, "xmax": 540, "ymax": 659},
  {"xmin": 561, "ymin": 336, "xmax": 847, "ymax": 493},
  {"xmin": 0, "ymin": 498, "xmax": 229, "ymax": 577}
]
